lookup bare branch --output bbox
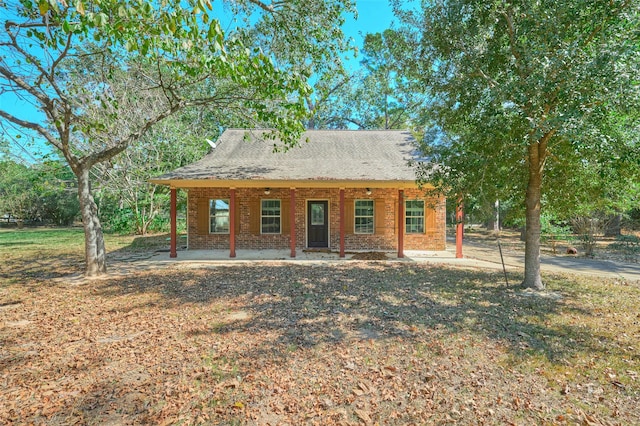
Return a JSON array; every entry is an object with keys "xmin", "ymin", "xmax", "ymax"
[
  {"xmin": 50, "ymin": 31, "xmax": 74, "ymax": 77},
  {"xmin": 246, "ymin": 0, "xmax": 276, "ymax": 13},
  {"xmin": 0, "ymin": 64, "xmax": 53, "ymax": 111},
  {"xmin": 0, "ymin": 109, "xmax": 62, "ymax": 151}
]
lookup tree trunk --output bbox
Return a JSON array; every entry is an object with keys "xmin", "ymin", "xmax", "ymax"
[
  {"xmin": 604, "ymin": 213, "xmax": 622, "ymax": 237},
  {"xmin": 522, "ymin": 143, "xmax": 544, "ymax": 290},
  {"xmin": 77, "ymin": 167, "xmax": 107, "ymax": 276}
]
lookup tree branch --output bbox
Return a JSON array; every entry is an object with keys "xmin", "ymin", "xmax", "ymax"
[
  {"xmin": 246, "ymin": 0, "xmax": 276, "ymax": 13},
  {"xmin": 0, "ymin": 109, "xmax": 62, "ymax": 151},
  {"xmin": 0, "ymin": 64, "xmax": 53, "ymax": 110},
  {"xmin": 501, "ymin": 8, "xmax": 529, "ymax": 82},
  {"xmin": 538, "ymin": 128, "xmax": 557, "ymax": 174}
]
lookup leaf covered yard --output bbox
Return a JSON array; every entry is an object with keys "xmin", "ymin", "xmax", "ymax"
[{"xmin": 1, "ymin": 261, "xmax": 639, "ymax": 425}]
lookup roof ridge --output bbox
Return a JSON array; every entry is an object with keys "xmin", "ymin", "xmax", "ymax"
[{"xmin": 222, "ymin": 128, "xmax": 411, "ymax": 133}]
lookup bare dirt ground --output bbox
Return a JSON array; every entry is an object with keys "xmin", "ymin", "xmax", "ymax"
[
  {"xmin": 2, "ymin": 258, "xmax": 639, "ymax": 425},
  {"xmin": 463, "ymin": 227, "xmax": 640, "ymax": 264}
]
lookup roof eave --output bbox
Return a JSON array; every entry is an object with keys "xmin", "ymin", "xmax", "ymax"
[{"xmin": 149, "ymin": 178, "xmax": 430, "ymax": 189}]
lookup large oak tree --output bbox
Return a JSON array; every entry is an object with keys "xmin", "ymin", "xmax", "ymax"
[
  {"xmin": 0, "ymin": 0, "xmax": 354, "ymax": 276},
  {"xmin": 391, "ymin": 0, "xmax": 640, "ymax": 289}
]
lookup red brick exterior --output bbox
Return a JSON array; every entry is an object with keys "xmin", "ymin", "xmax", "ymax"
[{"xmin": 187, "ymin": 187, "xmax": 446, "ymax": 251}]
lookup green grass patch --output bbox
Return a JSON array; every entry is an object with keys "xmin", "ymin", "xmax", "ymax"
[
  {"xmin": 0, "ymin": 227, "xmax": 175, "ymax": 280},
  {"xmin": 0, "ymin": 227, "xmax": 84, "ymax": 249}
]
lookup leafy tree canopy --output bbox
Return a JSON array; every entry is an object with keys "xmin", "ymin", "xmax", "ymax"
[
  {"xmin": 0, "ymin": 0, "xmax": 355, "ymax": 275},
  {"xmin": 390, "ymin": 0, "xmax": 640, "ymax": 289}
]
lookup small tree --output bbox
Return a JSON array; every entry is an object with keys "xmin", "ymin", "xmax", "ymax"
[{"xmin": 94, "ymin": 111, "xmax": 213, "ymax": 235}]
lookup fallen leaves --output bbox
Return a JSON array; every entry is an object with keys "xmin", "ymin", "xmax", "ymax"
[{"xmin": 1, "ymin": 262, "xmax": 639, "ymax": 425}]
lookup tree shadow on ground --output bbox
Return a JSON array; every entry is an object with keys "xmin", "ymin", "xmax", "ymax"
[
  {"xmin": 5, "ymin": 261, "xmax": 638, "ymax": 424},
  {"xmin": 95, "ymin": 262, "xmax": 618, "ymax": 365},
  {"xmin": 108, "ymin": 233, "xmax": 177, "ymax": 255},
  {"xmin": 0, "ymin": 251, "xmax": 84, "ymax": 282}
]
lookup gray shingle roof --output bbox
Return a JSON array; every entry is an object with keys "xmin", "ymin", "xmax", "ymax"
[{"xmin": 153, "ymin": 129, "xmax": 422, "ymax": 184}]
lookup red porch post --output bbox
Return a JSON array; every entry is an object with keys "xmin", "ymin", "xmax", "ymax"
[
  {"xmin": 229, "ymin": 188, "xmax": 236, "ymax": 258},
  {"xmin": 398, "ymin": 189, "xmax": 404, "ymax": 258},
  {"xmin": 456, "ymin": 195, "xmax": 464, "ymax": 258},
  {"xmin": 290, "ymin": 188, "xmax": 296, "ymax": 258},
  {"xmin": 169, "ymin": 187, "xmax": 177, "ymax": 258},
  {"xmin": 339, "ymin": 188, "xmax": 345, "ymax": 258}
]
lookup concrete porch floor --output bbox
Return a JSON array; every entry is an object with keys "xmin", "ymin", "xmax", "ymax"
[
  {"xmin": 138, "ymin": 242, "xmax": 640, "ymax": 283},
  {"xmin": 145, "ymin": 245, "xmax": 502, "ymax": 270}
]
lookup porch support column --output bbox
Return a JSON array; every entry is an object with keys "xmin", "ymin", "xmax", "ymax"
[
  {"xmin": 339, "ymin": 188, "xmax": 345, "ymax": 258},
  {"xmin": 456, "ymin": 195, "xmax": 464, "ymax": 259},
  {"xmin": 169, "ymin": 187, "xmax": 177, "ymax": 258},
  {"xmin": 398, "ymin": 189, "xmax": 404, "ymax": 258},
  {"xmin": 290, "ymin": 188, "xmax": 296, "ymax": 258},
  {"xmin": 230, "ymin": 188, "xmax": 236, "ymax": 258}
]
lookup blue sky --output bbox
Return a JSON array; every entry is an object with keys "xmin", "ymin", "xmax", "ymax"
[{"xmin": 344, "ymin": 0, "xmax": 396, "ymax": 53}]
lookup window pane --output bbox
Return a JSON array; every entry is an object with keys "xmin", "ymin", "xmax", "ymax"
[
  {"xmin": 355, "ymin": 217, "xmax": 374, "ymax": 234},
  {"xmin": 405, "ymin": 200, "xmax": 424, "ymax": 233},
  {"xmin": 311, "ymin": 204, "xmax": 324, "ymax": 225},
  {"xmin": 211, "ymin": 199, "xmax": 230, "ymax": 214},
  {"xmin": 406, "ymin": 217, "xmax": 424, "ymax": 233},
  {"xmin": 210, "ymin": 199, "xmax": 230, "ymax": 233},
  {"xmin": 261, "ymin": 217, "xmax": 280, "ymax": 233},
  {"xmin": 355, "ymin": 200, "xmax": 373, "ymax": 216},
  {"xmin": 354, "ymin": 200, "xmax": 374, "ymax": 234},
  {"xmin": 262, "ymin": 200, "xmax": 280, "ymax": 215},
  {"xmin": 261, "ymin": 199, "xmax": 281, "ymax": 233},
  {"xmin": 212, "ymin": 216, "xmax": 230, "ymax": 233}
]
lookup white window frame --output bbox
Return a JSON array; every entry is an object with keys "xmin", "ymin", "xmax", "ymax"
[
  {"xmin": 261, "ymin": 199, "xmax": 281, "ymax": 234},
  {"xmin": 354, "ymin": 199, "xmax": 374, "ymax": 234},
  {"xmin": 209, "ymin": 199, "xmax": 230, "ymax": 234},
  {"xmin": 405, "ymin": 200, "xmax": 425, "ymax": 234}
]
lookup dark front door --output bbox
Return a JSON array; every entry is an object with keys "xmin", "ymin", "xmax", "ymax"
[{"xmin": 308, "ymin": 201, "xmax": 329, "ymax": 248}]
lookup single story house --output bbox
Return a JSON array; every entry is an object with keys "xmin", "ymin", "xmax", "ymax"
[{"xmin": 150, "ymin": 129, "xmax": 446, "ymax": 258}]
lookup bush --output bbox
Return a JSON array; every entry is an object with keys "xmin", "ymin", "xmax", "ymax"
[
  {"xmin": 571, "ymin": 214, "xmax": 612, "ymax": 257},
  {"xmin": 540, "ymin": 214, "xmax": 574, "ymax": 254},
  {"xmin": 103, "ymin": 208, "xmax": 137, "ymax": 234}
]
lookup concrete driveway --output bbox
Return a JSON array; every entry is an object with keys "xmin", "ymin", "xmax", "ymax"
[{"xmin": 456, "ymin": 238, "xmax": 640, "ymax": 282}]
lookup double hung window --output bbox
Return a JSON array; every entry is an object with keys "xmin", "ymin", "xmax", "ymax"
[
  {"xmin": 405, "ymin": 200, "xmax": 425, "ymax": 234},
  {"xmin": 261, "ymin": 199, "xmax": 281, "ymax": 234},
  {"xmin": 354, "ymin": 200, "xmax": 374, "ymax": 234}
]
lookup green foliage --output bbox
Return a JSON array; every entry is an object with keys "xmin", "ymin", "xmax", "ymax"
[
  {"xmin": 94, "ymin": 109, "xmax": 211, "ymax": 234},
  {"xmin": 540, "ymin": 214, "xmax": 572, "ymax": 238},
  {"xmin": 0, "ymin": 158, "xmax": 79, "ymax": 224},
  {"xmin": 0, "ymin": 160, "xmax": 39, "ymax": 221},
  {"xmin": 390, "ymin": 0, "xmax": 640, "ymax": 286},
  {"xmin": 392, "ymin": 0, "xmax": 640, "ymax": 211},
  {"xmin": 2, "ymin": 0, "xmax": 355, "ymax": 274},
  {"xmin": 627, "ymin": 208, "xmax": 640, "ymax": 230},
  {"xmin": 539, "ymin": 213, "xmax": 574, "ymax": 253},
  {"xmin": 307, "ymin": 29, "xmax": 424, "ymax": 130},
  {"xmin": 35, "ymin": 160, "xmax": 79, "ymax": 225}
]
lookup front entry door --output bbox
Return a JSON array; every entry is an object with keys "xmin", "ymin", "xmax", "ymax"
[{"xmin": 308, "ymin": 201, "xmax": 329, "ymax": 248}]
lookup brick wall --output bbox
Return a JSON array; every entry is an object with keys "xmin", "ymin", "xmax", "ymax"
[{"xmin": 186, "ymin": 187, "xmax": 446, "ymax": 251}]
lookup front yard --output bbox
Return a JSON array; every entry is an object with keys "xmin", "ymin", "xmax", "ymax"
[{"xmin": 1, "ymin": 229, "xmax": 639, "ymax": 424}]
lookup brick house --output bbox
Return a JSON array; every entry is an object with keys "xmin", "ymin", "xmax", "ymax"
[{"xmin": 151, "ymin": 129, "xmax": 446, "ymax": 258}]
